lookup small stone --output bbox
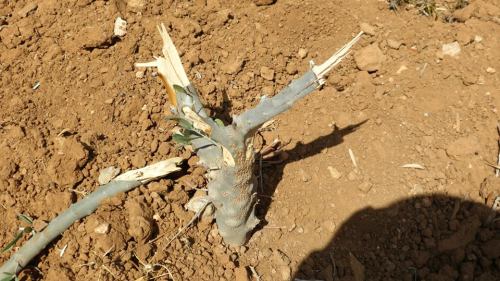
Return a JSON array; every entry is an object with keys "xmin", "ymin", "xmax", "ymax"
[
  {"xmin": 158, "ymin": 142, "xmax": 170, "ymax": 156},
  {"xmin": 297, "ymin": 48, "xmax": 308, "ymax": 59},
  {"xmin": 486, "ymin": 67, "xmax": 496, "ymax": 74},
  {"xmin": 354, "ymin": 44, "xmax": 385, "ymax": 72},
  {"xmin": 131, "ymin": 153, "xmax": 146, "ymax": 168},
  {"xmin": 262, "ymin": 85, "xmax": 274, "ymax": 96},
  {"xmin": 135, "ymin": 70, "xmax": 145, "ymax": 78},
  {"xmin": 474, "ymin": 35, "xmax": 483, "ymax": 43},
  {"xmin": 98, "ymin": 166, "xmax": 121, "ymax": 185},
  {"xmin": 358, "ymin": 181, "xmax": 373, "ymax": 193},
  {"xmin": 94, "ymin": 223, "xmax": 110, "ymax": 234},
  {"xmin": 387, "ymin": 38, "xmax": 402, "ymax": 50},
  {"xmin": 260, "ymin": 66, "xmax": 275, "ymax": 81},
  {"xmin": 396, "ymin": 65, "xmax": 408, "ymax": 74},
  {"xmin": 113, "ymin": 17, "xmax": 127, "ymax": 37},
  {"xmin": 442, "ymin": 42, "xmax": 461, "ymax": 57},
  {"xmin": 253, "ymin": 0, "xmax": 276, "ymax": 6},
  {"xmin": 360, "ymin": 22, "xmax": 376, "ymax": 36},
  {"xmin": 327, "ymin": 166, "xmax": 342, "ymax": 179},
  {"xmin": 285, "ymin": 63, "xmax": 298, "ymax": 75},
  {"xmin": 150, "ymin": 139, "xmax": 159, "ymax": 153},
  {"xmin": 104, "ymin": 98, "xmax": 114, "ymax": 104}
]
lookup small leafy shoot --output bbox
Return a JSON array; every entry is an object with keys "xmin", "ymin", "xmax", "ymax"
[
  {"xmin": 172, "ymin": 132, "xmax": 200, "ymax": 145},
  {"xmin": 215, "ymin": 119, "xmax": 225, "ymax": 127},
  {"xmin": 17, "ymin": 214, "xmax": 33, "ymax": 225},
  {"xmin": 1, "ymin": 214, "xmax": 35, "ymax": 254},
  {"xmin": 1, "ymin": 227, "xmax": 32, "ymax": 254},
  {"xmin": 165, "ymin": 116, "xmax": 195, "ymax": 130},
  {"xmin": 173, "ymin": 85, "xmax": 187, "ymax": 95}
]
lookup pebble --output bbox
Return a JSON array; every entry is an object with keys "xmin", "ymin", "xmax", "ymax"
[
  {"xmin": 260, "ymin": 66, "xmax": 275, "ymax": 81},
  {"xmin": 354, "ymin": 44, "xmax": 385, "ymax": 72},
  {"xmin": 135, "ymin": 70, "xmax": 145, "ymax": 78},
  {"xmin": 360, "ymin": 22, "xmax": 376, "ymax": 36},
  {"xmin": 94, "ymin": 223, "xmax": 110, "ymax": 234},
  {"xmin": 158, "ymin": 142, "xmax": 170, "ymax": 156},
  {"xmin": 396, "ymin": 65, "xmax": 408, "ymax": 74},
  {"xmin": 98, "ymin": 166, "xmax": 121, "ymax": 184},
  {"xmin": 285, "ymin": 63, "xmax": 298, "ymax": 75},
  {"xmin": 486, "ymin": 67, "xmax": 496, "ymax": 74},
  {"xmin": 113, "ymin": 17, "xmax": 127, "ymax": 37},
  {"xmin": 387, "ymin": 38, "xmax": 402, "ymax": 50},
  {"xmin": 474, "ymin": 35, "xmax": 483, "ymax": 43},
  {"xmin": 441, "ymin": 42, "xmax": 461, "ymax": 57},
  {"xmin": 297, "ymin": 48, "xmax": 308, "ymax": 59},
  {"xmin": 327, "ymin": 166, "xmax": 342, "ymax": 179},
  {"xmin": 150, "ymin": 139, "xmax": 159, "ymax": 153},
  {"xmin": 131, "ymin": 153, "xmax": 146, "ymax": 168}
]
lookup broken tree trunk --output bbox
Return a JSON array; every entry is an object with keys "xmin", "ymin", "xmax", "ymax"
[{"xmin": 136, "ymin": 24, "xmax": 363, "ymax": 245}]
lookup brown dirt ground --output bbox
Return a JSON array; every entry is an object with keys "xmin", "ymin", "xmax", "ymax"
[{"xmin": 1, "ymin": 0, "xmax": 500, "ymax": 280}]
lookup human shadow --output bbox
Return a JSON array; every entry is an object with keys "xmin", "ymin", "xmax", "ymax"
[
  {"xmin": 255, "ymin": 120, "xmax": 368, "ymax": 221},
  {"xmin": 291, "ymin": 194, "xmax": 500, "ymax": 281}
]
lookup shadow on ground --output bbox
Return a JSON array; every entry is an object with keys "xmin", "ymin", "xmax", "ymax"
[
  {"xmin": 291, "ymin": 194, "xmax": 500, "ymax": 281},
  {"xmin": 255, "ymin": 120, "xmax": 368, "ymax": 222}
]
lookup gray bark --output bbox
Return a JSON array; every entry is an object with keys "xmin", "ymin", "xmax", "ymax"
[{"xmin": 0, "ymin": 159, "xmax": 182, "ymax": 279}]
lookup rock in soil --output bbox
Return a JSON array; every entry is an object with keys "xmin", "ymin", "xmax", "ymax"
[{"xmin": 354, "ymin": 43, "xmax": 385, "ymax": 72}]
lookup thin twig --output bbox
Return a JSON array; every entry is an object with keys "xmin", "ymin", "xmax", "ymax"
[
  {"xmin": 249, "ymin": 266, "xmax": 261, "ymax": 281},
  {"xmin": 259, "ymin": 156, "xmax": 264, "ymax": 193},
  {"xmin": 496, "ymin": 123, "xmax": 500, "ymax": 177},
  {"xmin": 348, "ymin": 148, "xmax": 358, "ymax": 168}
]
